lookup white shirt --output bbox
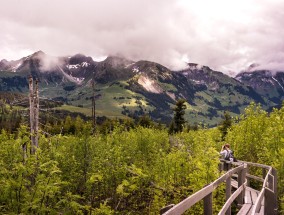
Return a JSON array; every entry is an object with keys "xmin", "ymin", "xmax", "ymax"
[{"xmin": 220, "ymin": 149, "xmax": 233, "ymax": 162}]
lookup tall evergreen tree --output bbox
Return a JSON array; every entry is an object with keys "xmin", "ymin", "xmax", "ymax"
[
  {"xmin": 219, "ymin": 111, "xmax": 232, "ymax": 140},
  {"xmin": 169, "ymin": 99, "xmax": 187, "ymax": 134}
]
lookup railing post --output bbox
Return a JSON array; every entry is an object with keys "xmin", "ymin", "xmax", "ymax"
[
  {"xmin": 262, "ymin": 168, "xmax": 266, "ymax": 179},
  {"xmin": 264, "ymin": 188, "xmax": 277, "ymax": 215},
  {"xmin": 264, "ymin": 168, "xmax": 277, "ymax": 215},
  {"xmin": 225, "ymin": 176, "xmax": 231, "ymax": 215},
  {"xmin": 272, "ymin": 168, "xmax": 278, "ymax": 211},
  {"xmin": 237, "ymin": 164, "xmax": 247, "ymax": 206},
  {"xmin": 268, "ymin": 174, "xmax": 274, "ymax": 190},
  {"xmin": 204, "ymin": 192, "xmax": 212, "ymax": 215},
  {"xmin": 246, "ymin": 165, "xmax": 250, "ymax": 187}
]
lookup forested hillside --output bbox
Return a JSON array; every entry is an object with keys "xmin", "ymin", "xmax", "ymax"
[{"xmin": 0, "ymin": 103, "xmax": 283, "ymax": 214}]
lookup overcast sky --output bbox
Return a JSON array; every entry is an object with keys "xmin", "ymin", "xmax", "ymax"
[{"xmin": 1, "ymin": 0, "xmax": 284, "ymax": 76}]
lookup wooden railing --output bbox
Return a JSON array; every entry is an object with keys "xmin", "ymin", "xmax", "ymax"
[
  {"xmin": 161, "ymin": 160, "xmax": 277, "ymax": 215},
  {"xmin": 246, "ymin": 161, "xmax": 278, "ymax": 214}
]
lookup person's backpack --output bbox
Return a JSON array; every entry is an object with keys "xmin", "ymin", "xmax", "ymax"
[{"xmin": 225, "ymin": 150, "xmax": 237, "ymax": 162}]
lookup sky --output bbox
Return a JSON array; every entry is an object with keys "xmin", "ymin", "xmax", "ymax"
[{"xmin": 1, "ymin": 0, "xmax": 284, "ymax": 76}]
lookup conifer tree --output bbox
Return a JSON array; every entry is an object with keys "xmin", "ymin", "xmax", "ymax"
[
  {"xmin": 169, "ymin": 99, "xmax": 187, "ymax": 134},
  {"xmin": 219, "ymin": 111, "xmax": 232, "ymax": 140}
]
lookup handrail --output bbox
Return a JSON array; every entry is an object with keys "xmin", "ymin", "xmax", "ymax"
[
  {"xmin": 250, "ymin": 166, "xmax": 276, "ymax": 214},
  {"xmin": 218, "ymin": 180, "xmax": 247, "ymax": 215},
  {"xmin": 161, "ymin": 160, "xmax": 277, "ymax": 215},
  {"xmin": 163, "ymin": 162, "xmax": 246, "ymax": 215}
]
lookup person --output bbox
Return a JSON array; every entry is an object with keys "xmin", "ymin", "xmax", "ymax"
[{"xmin": 220, "ymin": 144, "xmax": 235, "ymax": 162}]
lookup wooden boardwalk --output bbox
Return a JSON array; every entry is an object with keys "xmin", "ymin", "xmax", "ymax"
[
  {"xmin": 231, "ymin": 180, "xmax": 264, "ymax": 215},
  {"xmin": 161, "ymin": 160, "xmax": 277, "ymax": 215}
]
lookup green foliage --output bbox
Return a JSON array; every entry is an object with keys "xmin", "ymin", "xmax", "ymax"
[
  {"xmin": 1, "ymin": 101, "xmax": 284, "ymax": 213},
  {"xmin": 137, "ymin": 114, "xmax": 154, "ymax": 128},
  {"xmin": 0, "ymin": 126, "xmax": 70, "ymax": 214},
  {"xmin": 0, "ymin": 122, "xmax": 223, "ymax": 214},
  {"xmin": 226, "ymin": 102, "xmax": 284, "ymax": 212}
]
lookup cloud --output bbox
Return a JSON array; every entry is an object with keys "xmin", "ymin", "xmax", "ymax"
[
  {"xmin": 38, "ymin": 53, "xmax": 65, "ymax": 71},
  {"xmin": 1, "ymin": 0, "xmax": 284, "ymax": 76}
]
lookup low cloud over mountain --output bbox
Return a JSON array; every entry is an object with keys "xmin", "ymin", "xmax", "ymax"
[{"xmin": 1, "ymin": 0, "xmax": 284, "ymax": 75}]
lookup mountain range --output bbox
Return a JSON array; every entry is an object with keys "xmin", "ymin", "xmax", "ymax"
[{"xmin": 0, "ymin": 51, "xmax": 283, "ymax": 126}]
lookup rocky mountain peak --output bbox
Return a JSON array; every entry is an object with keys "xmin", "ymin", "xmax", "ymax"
[
  {"xmin": 0, "ymin": 59, "xmax": 9, "ymax": 64},
  {"xmin": 68, "ymin": 54, "xmax": 94, "ymax": 65},
  {"xmin": 187, "ymin": 63, "xmax": 203, "ymax": 71},
  {"xmin": 30, "ymin": 50, "xmax": 46, "ymax": 59},
  {"xmin": 0, "ymin": 59, "xmax": 10, "ymax": 70},
  {"xmin": 103, "ymin": 55, "xmax": 134, "ymax": 68}
]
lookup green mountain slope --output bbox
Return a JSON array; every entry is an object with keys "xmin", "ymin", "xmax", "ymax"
[{"xmin": 0, "ymin": 52, "xmax": 283, "ymax": 126}]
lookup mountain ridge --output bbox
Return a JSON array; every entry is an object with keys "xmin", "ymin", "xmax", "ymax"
[{"xmin": 0, "ymin": 51, "xmax": 283, "ymax": 126}]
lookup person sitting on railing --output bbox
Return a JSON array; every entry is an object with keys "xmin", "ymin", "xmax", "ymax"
[{"xmin": 220, "ymin": 144, "xmax": 236, "ymax": 162}]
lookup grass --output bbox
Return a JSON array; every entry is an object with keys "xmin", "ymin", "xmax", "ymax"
[
  {"xmin": 59, "ymin": 82, "xmax": 155, "ymax": 118},
  {"xmin": 55, "ymin": 105, "xmax": 92, "ymax": 116}
]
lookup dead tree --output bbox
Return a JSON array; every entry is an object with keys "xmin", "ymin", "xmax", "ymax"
[
  {"xmin": 28, "ymin": 76, "xmax": 39, "ymax": 154},
  {"xmin": 92, "ymin": 72, "xmax": 96, "ymax": 133}
]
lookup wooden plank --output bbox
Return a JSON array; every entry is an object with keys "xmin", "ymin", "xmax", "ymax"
[
  {"xmin": 244, "ymin": 189, "xmax": 252, "ymax": 204},
  {"xmin": 237, "ymin": 204, "xmax": 252, "ymax": 215},
  {"xmin": 238, "ymin": 160, "xmax": 270, "ymax": 169},
  {"xmin": 164, "ymin": 160, "xmax": 276, "ymax": 215},
  {"xmin": 246, "ymin": 174, "xmax": 264, "ymax": 183},
  {"xmin": 251, "ymin": 189, "xmax": 264, "ymax": 214},
  {"xmin": 250, "ymin": 189, "xmax": 258, "ymax": 204},
  {"xmin": 247, "ymin": 202, "xmax": 254, "ymax": 214},
  {"xmin": 231, "ymin": 179, "xmax": 238, "ymax": 189}
]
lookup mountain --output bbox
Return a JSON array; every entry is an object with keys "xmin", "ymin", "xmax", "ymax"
[
  {"xmin": 0, "ymin": 51, "xmax": 283, "ymax": 126},
  {"xmin": 235, "ymin": 69, "xmax": 284, "ymax": 105}
]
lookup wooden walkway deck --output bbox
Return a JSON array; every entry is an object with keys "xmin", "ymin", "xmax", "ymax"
[
  {"xmin": 161, "ymin": 160, "xmax": 277, "ymax": 215},
  {"xmin": 231, "ymin": 180, "xmax": 264, "ymax": 215}
]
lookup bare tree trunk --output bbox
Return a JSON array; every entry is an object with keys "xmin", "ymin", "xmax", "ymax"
[
  {"xmin": 29, "ymin": 76, "xmax": 35, "ymax": 155},
  {"xmin": 34, "ymin": 79, "xmax": 39, "ymax": 148},
  {"xmin": 92, "ymin": 74, "xmax": 96, "ymax": 133},
  {"xmin": 29, "ymin": 76, "xmax": 39, "ymax": 154}
]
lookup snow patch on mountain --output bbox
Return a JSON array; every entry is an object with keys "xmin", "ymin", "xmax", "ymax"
[
  {"xmin": 66, "ymin": 62, "xmax": 90, "ymax": 69},
  {"xmin": 12, "ymin": 61, "xmax": 23, "ymax": 72},
  {"xmin": 125, "ymin": 63, "xmax": 135, "ymax": 68},
  {"xmin": 81, "ymin": 62, "xmax": 90, "ymax": 67},
  {"xmin": 132, "ymin": 67, "xmax": 140, "ymax": 73},
  {"xmin": 57, "ymin": 66, "xmax": 84, "ymax": 84},
  {"xmin": 272, "ymin": 77, "xmax": 284, "ymax": 91},
  {"xmin": 67, "ymin": 64, "xmax": 79, "ymax": 69}
]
